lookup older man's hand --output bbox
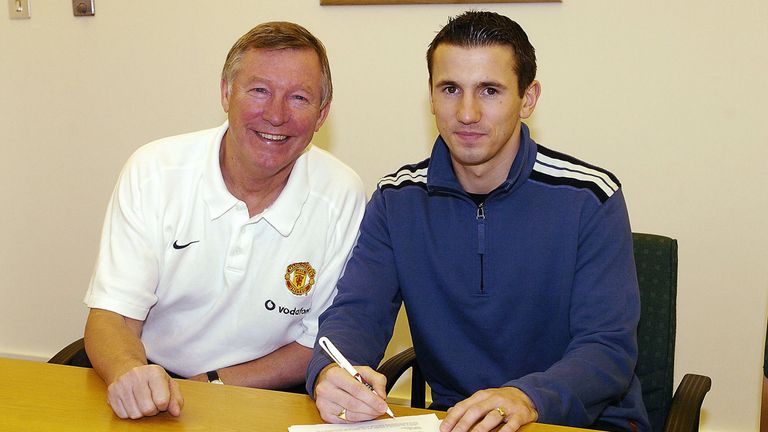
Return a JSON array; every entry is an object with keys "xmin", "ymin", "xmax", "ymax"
[{"xmin": 106, "ymin": 364, "xmax": 184, "ymax": 419}]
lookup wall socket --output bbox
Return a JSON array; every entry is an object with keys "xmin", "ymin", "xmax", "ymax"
[{"xmin": 9, "ymin": 0, "xmax": 30, "ymax": 19}]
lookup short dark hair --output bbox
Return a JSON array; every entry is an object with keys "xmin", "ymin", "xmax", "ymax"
[
  {"xmin": 222, "ymin": 21, "xmax": 332, "ymax": 108},
  {"xmin": 426, "ymin": 11, "xmax": 536, "ymax": 96}
]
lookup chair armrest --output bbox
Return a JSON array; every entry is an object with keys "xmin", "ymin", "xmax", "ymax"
[
  {"xmin": 664, "ymin": 373, "xmax": 712, "ymax": 432},
  {"xmin": 48, "ymin": 338, "xmax": 91, "ymax": 367},
  {"xmin": 377, "ymin": 347, "xmax": 427, "ymax": 408},
  {"xmin": 378, "ymin": 347, "xmax": 417, "ymax": 394}
]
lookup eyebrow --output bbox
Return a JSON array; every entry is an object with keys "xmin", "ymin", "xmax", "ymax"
[
  {"xmin": 433, "ymin": 79, "xmax": 509, "ymax": 90},
  {"xmin": 433, "ymin": 79, "xmax": 459, "ymax": 88},
  {"xmin": 478, "ymin": 81, "xmax": 508, "ymax": 89},
  {"xmin": 240, "ymin": 76, "xmax": 318, "ymax": 97},
  {"xmin": 239, "ymin": 75, "xmax": 271, "ymax": 88}
]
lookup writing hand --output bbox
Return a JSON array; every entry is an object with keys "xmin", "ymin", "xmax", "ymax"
[{"xmin": 314, "ymin": 364, "xmax": 389, "ymax": 423}]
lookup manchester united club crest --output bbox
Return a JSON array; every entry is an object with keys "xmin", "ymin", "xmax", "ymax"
[{"xmin": 285, "ymin": 262, "xmax": 316, "ymax": 296}]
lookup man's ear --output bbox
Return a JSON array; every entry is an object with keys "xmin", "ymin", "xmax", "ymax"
[
  {"xmin": 520, "ymin": 80, "xmax": 541, "ymax": 119},
  {"xmin": 429, "ymin": 80, "xmax": 435, "ymax": 115},
  {"xmin": 220, "ymin": 78, "xmax": 230, "ymax": 113},
  {"xmin": 314, "ymin": 101, "xmax": 332, "ymax": 132}
]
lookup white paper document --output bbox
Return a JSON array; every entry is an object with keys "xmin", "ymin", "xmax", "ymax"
[{"xmin": 288, "ymin": 413, "xmax": 441, "ymax": 432}]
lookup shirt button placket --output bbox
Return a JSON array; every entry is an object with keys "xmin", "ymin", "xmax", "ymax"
[{"xmin": 228, "ymin": 204, "xmax": 250, "ymax": 271}]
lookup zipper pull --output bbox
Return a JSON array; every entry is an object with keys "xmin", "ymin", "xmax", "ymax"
[
  {"xmin": 476, "ymin": 202, "xmax": 486, "ymax": 254},
  {"xmin": 476, "ymin": 202, "xmax": 486, "ymax": 293}
]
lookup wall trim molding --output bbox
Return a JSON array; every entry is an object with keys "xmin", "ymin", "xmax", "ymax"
[{"xmin": 0, "ymin": 351, "xmax": 48, "ymax": 362}]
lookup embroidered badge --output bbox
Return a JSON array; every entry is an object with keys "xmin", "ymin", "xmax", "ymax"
[{"xmin": 285, "ymin": 262, "xmax": 316, "ymax": 296}]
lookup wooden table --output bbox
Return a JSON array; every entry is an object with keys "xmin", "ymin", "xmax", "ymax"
[{"xmin": 0, "ymin": 357, "xmax": 596, "ymax": 431}]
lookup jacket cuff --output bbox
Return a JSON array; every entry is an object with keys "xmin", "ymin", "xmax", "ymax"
[{"xmin": 305, "ymin": 356, "xmax": 333, "ymax": 398}]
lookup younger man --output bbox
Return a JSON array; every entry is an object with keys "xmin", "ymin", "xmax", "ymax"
[{"xmin": 308, "ymin": 11, "xmax": 649, "ymax": 432}]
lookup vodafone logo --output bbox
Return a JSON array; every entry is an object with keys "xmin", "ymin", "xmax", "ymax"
[{"xmin": 264, "ymin": 299, "xmax": 310, "ymax": 316}]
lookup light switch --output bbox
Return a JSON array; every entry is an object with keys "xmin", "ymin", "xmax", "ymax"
[
  {"xmin": 72, "ymin": 0, "xmax": 94, "ymax": 16},
  {"xmin": 9, "ymin": 0, "xmax": 30, "ymax": 19}
]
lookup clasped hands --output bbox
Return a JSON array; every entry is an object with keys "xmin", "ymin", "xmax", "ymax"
[{"xmin": 314, "ymin": 365, "xmax": 538, "ymax": 432}]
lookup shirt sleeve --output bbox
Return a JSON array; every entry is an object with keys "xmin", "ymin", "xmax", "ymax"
[
  {"xmin": 306, "ymin": 188, "xmax": 403, "ymax": 396},
  {"xmin": 83, "ymin": 151, "xmax": 160, "ymax": 320},
  {"xmin": 504, "ymin": 189, "xmax": 641, "ymax": 425}
]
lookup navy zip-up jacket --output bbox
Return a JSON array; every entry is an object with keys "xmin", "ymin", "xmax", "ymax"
[{"xmin": 308, "ymin": 123, "xmax": 650, "ymax": 431}]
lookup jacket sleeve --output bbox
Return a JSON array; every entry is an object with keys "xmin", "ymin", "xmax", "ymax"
[
  {"xmin": 306, "ymin": 188, "xmax": 403, "ymax": 397},
  {"xmin": 504, "ymin": 189, "xmax": 641, "ymax": 425},
  {"xmin": 295, "ymin": 176, "xmax": 366, "ymax": 348}
]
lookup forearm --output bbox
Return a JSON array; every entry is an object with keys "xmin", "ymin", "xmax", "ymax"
[
  {"xmin": 197, "ymin": 342, "xmax": 312, "ymax": 389},
  {"xmin": 84, "ymin": 308, "xmax": 147, "ymax": 385},
  {"xmin": 506, "ymin": 340, "xmax": 635, "ymax": 423}
]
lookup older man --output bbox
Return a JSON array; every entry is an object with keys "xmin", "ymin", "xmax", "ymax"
[{"xmin": 84, "ymin": 22, "xmax": 365, "ymax": 419}]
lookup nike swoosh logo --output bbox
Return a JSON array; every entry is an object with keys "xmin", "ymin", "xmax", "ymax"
[{"xmin": 173, "ymin": 240, "xmax": 200, "ymax": 250}]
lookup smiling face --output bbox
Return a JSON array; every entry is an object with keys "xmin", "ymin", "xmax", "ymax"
[
  {"xmin": 430, "ymin": 44, "xmax": 540, "ymax": 193},
  {"xmin": 220, "ymin": 47, "xmax": 330, "ymax": 183}
]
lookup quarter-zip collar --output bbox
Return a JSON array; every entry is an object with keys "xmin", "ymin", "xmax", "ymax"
[{"xmin": 426, "ymin": 122, "xmax": 536, "ymax": 198}]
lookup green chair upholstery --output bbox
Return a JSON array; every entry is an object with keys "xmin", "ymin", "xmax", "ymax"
[
  {"xmin": 632, "ymin": 233, "xmax": 710, "ymax": 432},
  {"xmin": 634, "ymin": 233, "xmax": 678, "ymax": 430},
  {"xmin": 378, "ymin": 232, "xmax": 711, "ymax": 432}
]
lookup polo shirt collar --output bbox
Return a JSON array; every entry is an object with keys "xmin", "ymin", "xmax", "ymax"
[
  {"xmin": 259, "ymin": 147, "xmax": 310, "ymax": 236},
  {"xmin": 203, "ymin": 121, "xmax": 241, "ymax": 220},
  {"xmin": 202, "ymin": 121, "xmax": 310, "ymax": 236}
]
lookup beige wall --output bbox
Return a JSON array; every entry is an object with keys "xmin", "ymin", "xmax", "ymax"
[{"xmin": 1, "ymin": 1, "xmax": 766, "ymax": 431}]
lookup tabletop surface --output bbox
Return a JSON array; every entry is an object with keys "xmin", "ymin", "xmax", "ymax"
[{"xmin": 0, "ymin": 357, "xmax": 597, "ymax": 431}]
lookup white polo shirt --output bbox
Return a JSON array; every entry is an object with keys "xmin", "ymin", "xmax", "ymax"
[{"xmin": 84, "ymin": 122, "xmax": 366, "ymax": 377}]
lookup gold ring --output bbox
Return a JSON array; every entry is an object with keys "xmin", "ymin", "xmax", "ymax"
[
  {"xmin": 337, "ymin": 407, "xmax": 347, "ymax": 420},
  {"xmin": 495, "ymin": 406, "xmax": 507, "ymax": 419}
]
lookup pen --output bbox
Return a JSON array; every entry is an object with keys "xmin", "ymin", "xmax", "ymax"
[{"xmin": 318, "ymin": 336, "xmax": 395, "ymax": 418}]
